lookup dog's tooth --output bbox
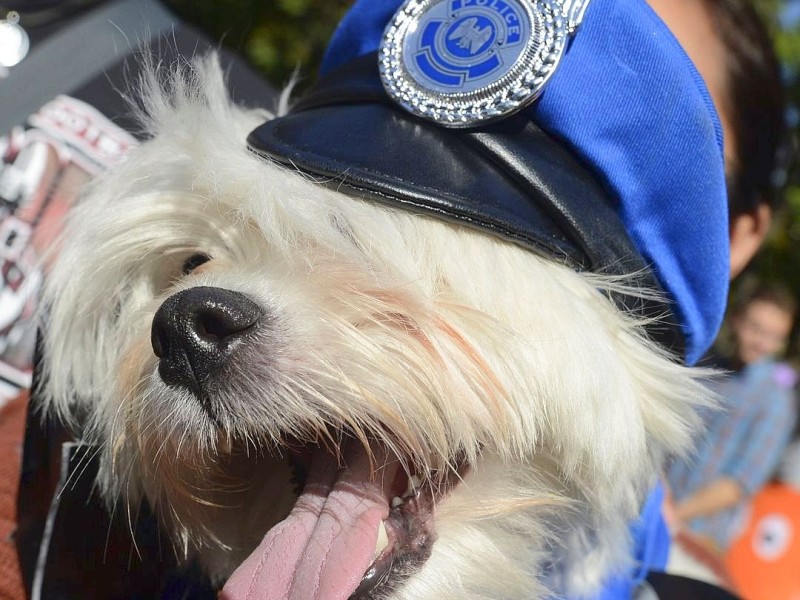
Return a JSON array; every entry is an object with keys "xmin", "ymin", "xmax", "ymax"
[
  {"xmin": 405, "ymin": 475, "xmax": 422, "ymax": 497},
  {"xmin": 375, "ymin": 520, "xmax": 389, "ymax": 556},
  {"xmin": 391, "ymin": 496, "xmax": 404, "ymax": 509}
]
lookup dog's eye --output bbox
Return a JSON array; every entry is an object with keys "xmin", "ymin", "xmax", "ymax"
[{"xmin": 182, "ymin": 253, "xmax": 211, "ymax": 275}]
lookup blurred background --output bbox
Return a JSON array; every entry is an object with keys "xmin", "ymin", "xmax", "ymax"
[
  {"xmin": 163, "ymin": 0, "xmax": 351, "ymax": 89},
  {"xmin": 747, "ymin": 0, "xmax": 800, "ymax": 350}
]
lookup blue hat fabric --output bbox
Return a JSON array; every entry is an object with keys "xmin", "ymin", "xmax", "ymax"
[{"xmin": 321, "ymin": 0, "xmax": 729, "ymax": 365}]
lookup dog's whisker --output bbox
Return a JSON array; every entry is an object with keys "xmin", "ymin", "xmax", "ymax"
[
  {"xmin": 276, "ymin": 370, "xmax": 424, "ymax": 473},
  {"xmin": 124, "ymin": 479, "xmax": 145, "ymax": 561},
  {"xmin": 68, "ymin": 444, "xmax": 104, "ymax": 494},
  {"xmin": 104, "ymin": 495, "xmax": 122, "ymax": 563},
  {"xmin": 55, "ymin": 443, "xmax": 104, "ymax": 500}
]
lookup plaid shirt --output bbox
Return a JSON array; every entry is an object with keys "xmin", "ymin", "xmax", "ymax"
[{"xmin": 666, "ymin": 359, "xmax": 798, "ymax": 550}]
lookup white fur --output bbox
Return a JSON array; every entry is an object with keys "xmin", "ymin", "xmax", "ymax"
[{"xmin": 39, "ymin": 55, "xmax": 710, "ymax": 599}]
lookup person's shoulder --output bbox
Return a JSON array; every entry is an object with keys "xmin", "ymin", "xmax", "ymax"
[{"xmin": 763, "ymin": 360, "xmax": 798, "ymax": 390}]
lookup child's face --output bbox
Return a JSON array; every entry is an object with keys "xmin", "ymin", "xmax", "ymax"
[{"xmin": 733, "ymin": 300, "xmax": 794, "ymax": 365}]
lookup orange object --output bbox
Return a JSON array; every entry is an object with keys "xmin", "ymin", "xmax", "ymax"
[{"xmin": 726, "ymin": 483, "xmax": 800, "ymax": 600}]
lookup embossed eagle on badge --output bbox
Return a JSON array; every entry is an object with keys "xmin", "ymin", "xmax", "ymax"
[{"xmin": 447, "ymin": 17, "xmax": 493, "ymax": 55}]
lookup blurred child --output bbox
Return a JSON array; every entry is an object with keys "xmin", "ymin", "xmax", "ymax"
[{"xmin": 666, "ymin": 283, "xmax": 797, "ymax": 554}]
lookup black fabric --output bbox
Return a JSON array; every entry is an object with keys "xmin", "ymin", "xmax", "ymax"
[
  {"xmin": 18, "ymin": 420, "xmax": 215, "ymax": 599},
  {"xmin": 18, "ymin": 338, "xmax": 213, "ymax": 599},
  {"xmin": 248, "ymin": 53, "xmax": 685, "ymax": 357},
  {"xmin": 645, "ymin": 571, "xmax": 741, "ymax": 600}
]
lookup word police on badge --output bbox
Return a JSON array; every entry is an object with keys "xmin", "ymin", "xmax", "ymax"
[{"xmin": 380, "ymin": 0, "xmax": 589, "ymax": 127}]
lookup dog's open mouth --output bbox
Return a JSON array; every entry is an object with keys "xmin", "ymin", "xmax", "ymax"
[{"xmin": 220, "ymin": 434, "xmax": 463, "ymax": 600}]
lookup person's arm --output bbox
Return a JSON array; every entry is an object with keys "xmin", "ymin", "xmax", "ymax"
[
  {"xmin": 672, "ymin": 476, "xmax": 743, "ymax": 523},
  {"xmin": 723, "ymin": 381, "xmax": 797, "ymax": 499}
]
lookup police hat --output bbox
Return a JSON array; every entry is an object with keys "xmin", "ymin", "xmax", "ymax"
[{"xmin": 248, "ymin": 0, "xmax": 729, "ymax": 364}]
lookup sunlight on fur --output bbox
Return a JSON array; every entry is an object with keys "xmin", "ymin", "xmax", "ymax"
[{"xmin": 38, "ymin": 54, "xmax": 714, "ymax": 599}]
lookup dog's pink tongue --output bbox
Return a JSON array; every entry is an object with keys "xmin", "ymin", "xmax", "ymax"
[{"xmin": 220, "ymin": 441, "xmax": 392, "ymax": 600}]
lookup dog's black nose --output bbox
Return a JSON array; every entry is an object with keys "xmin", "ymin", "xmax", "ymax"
[{"xmin": 151, "ymin": 286, "xmax": 263, "ymax": 393}]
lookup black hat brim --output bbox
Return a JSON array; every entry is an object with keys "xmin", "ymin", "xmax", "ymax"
[{"xmin": 247, "ymin": 53, "xmax": 685, "ymax": 357}]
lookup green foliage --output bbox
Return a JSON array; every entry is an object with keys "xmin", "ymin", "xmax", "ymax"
[
  {"xmin": 163, "ymin": 0, "xmax": 350, "ymax": 87},
  {"xmin": 741, "ymin": 2, "xmax": 800, "ymax": 355}
]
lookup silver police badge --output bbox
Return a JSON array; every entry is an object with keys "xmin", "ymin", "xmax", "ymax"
[{"xmin": 379, "ymin": 0, "xmax": 589, "ymax": 127}]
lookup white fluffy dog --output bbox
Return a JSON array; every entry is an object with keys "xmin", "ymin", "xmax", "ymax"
[{"xmin": 38, "ymin": 56, "xmax": 709, "ymax": 600}]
